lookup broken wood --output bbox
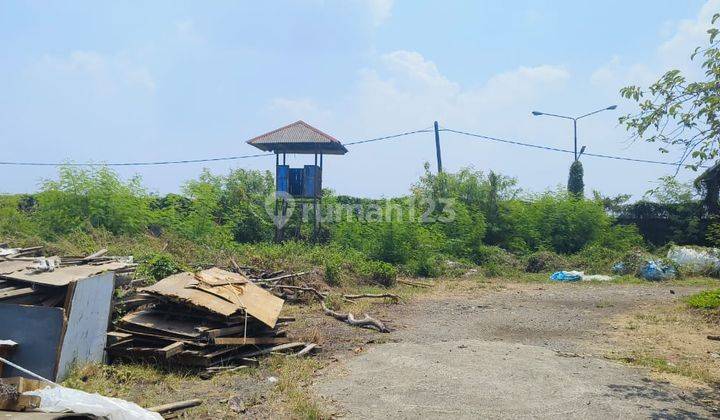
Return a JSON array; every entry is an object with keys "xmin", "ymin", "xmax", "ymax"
[
  {"xmin": 321, "ymin": 302, "xmax": 389, "ymax": 333},
  {"xmin": 708, "ymin": 335, "xmax": 720, "ymax": 341},
  {"xmin": 271, "ymin": 284, "xmax": 326, "ymax": 301},
  {"xmin": 148, "ymin": 398, "xmax": 203, "ymax": 414},
  {"xmin": 257, "ymin": 271, "xmax": 310, "ymax": 284},
  {"xmin": 157, "ymin": 342, "xmax": 184, "ymax": 358},
  {"xmin": 82, "ymin": 248, "xmax": 108, "ymax": 261},
  {"xmin": 398, "ymin": 279, "xmax": 433, "ymax": 288},
  {"xmin": 213, "ymin": 337, "xmax": 290, "ymax": 346},
  {"xmin": 294, "ymin": 343, "xmax": 317, "ymax": 357},
  {"xmin": 344, "ymin": 293, "xmax": 400, "ymax": 302}
]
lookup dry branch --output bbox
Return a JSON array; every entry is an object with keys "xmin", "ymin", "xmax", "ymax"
[
  {"xmin": 343, "ymin": 293, "xmax": 400, "ymax": 302},
  {"xmin": 271, "ymin": 284, "xmax": 327, "ymax": 301},
  {"xmin": 321, "ymin": 302, "xmax": 389, "ymax": 333}
]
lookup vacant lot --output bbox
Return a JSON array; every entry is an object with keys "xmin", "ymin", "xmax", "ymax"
[{"xmin": 314, "ymin": 280, "xmax": 720, "ymax": 419}]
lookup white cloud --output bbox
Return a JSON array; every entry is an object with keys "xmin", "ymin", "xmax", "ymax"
[
  {"xmin": 42, "ymin": 50, "xmax": 156, "ymax": 93},
  {"xmin": 658, "ymin": 0, "xmax": 720, "ymax": 70},
  {"xmin": 268, "ymin": 97, "xmax": 333, "ymax": 123},
  {"xmin": 362, "ymin": 0, "xmax": 393, "ymax": 26},
  {"xmin": 590, "ymin": 55, "xmax": 655, "ymax": 89},
  {"xmin": 175, "ymin": 19, "xmax": 205, "ymax": 44},
  {"xmin": 592, "ymin": 0, "xmax": 720, "ymax": 89}
]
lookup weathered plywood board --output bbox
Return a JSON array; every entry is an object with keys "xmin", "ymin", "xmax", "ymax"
[
  {"xmin": 120, "ymin": 310, "xmax": 208, "ymax": 339},
  {"xmin": 140, "ymin": 269, "xmax": 284, "ymax": 327},
  {"xmin": 3, "ymin": 262, "xmax": 126, "ymax": 287},
  {"xmin": 0, "ymin": 304, "xmax": 65, "ymax": 380},
  {"xmin": 56, "ymin": 272, "xmax": 115, "ymax": 381}
]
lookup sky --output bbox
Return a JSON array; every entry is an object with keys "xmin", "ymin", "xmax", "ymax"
[{"xmin": 0, "ymin": 0, "xmax": 716, "ymax": 199}]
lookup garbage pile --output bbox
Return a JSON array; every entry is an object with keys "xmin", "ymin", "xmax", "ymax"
[
  {"xmin": 108, "ymin": 268, "xmax": 311, "ymax": 369},
  {"xmin": 667, "ymin": 245, "xmax": 720, "ymax": 277},
  {"xmin": 0, "ymin": 245, "xmax": 134, "ymax": 382}
]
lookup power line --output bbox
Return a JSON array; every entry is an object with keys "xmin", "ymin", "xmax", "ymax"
[
  {"xmin": 0, "ymin": 153, "xmax": 274, "ymax": 167},
  {"xmin": 0, "ymin": 125, "xmax": 707, "ymax": 169},
  {"xmin": 0, "ymin": 129, "xmax": 431, "ymax": 167},
  {"xmin": 440, "ymin": 127, "xmax": 706, "ymax": 168},
  {"xmin": 343, "ymin": 128, "xmax": 433, "ymax": 146}
]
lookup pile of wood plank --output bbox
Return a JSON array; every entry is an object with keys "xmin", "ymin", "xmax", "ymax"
[
  {"xmin": 0, "ymin": 246, "xmax": 134, "ymax": 306},
  {"xmin": 107, "ymin": 268, "xmax": 309, "ymax": 368},
  {"xmin": 0, "ymin": 245, "xmax": 134, "ymax": 382}
]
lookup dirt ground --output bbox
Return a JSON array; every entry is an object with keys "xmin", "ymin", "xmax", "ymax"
[{"xmin": 312, "ymin": 281, "xmax": 720, "ymax": 419}]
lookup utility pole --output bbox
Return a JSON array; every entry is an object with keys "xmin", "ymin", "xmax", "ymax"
[
  {"xmin": 573, "ymin": 119, "xmax": 578, "ymax": 161},
  {"xmin": 434, "ymin": 121, "xmax": 443, "ymax": 173}
]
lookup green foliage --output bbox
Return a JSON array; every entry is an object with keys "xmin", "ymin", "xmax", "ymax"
[
  {"xmin": 137, "ymin": 252, "xmax": 183, "ymax": 281},
  {"xmin": 645, "ymin": 176, "xmax": 698, "ymax": 204},
  {"xmin": 357, "ymin": 260, "xmax": 397, "ymax": 287},
  {"xmin": 686, "ymin": 288, "xmax": 720, "ymax": 309},
  {"xmin": 323, "ymin": 259, "xmax": 342, "ymax": 286},
  {"xmin": 34, "ymin": 166, "xmax": 151, "ymax": 237},
  {"xmin": 706, "ymin": 218, "xmax": 720, "ymax": 246},
  {"xmin": 525, "ymin": 251, "xmax": 570, "ymax": 273},
  {"xmin": 620, "ymin": 15, "xmax": 720, "ymax": 169},
  {"xmin": 567, "ymin": 160, "xmax": 584, "ymax": 197}
]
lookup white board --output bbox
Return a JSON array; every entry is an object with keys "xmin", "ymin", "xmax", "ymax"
[{"xmin": 56, "ymin": 271, "xmax": 114, "ymax": 380}]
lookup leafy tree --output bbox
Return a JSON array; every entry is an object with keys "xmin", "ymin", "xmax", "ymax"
[
  {"xmin": 644, "ymin": 175, "xmax": 698, "ymax": 204},
  {"xmin": 34, "ymin": 166, "xmax": 151, "ymax": 236},
  {"xmin": 567, "ymin": 160, "xmax": 584, "ymax": 197},
  {"xmin": 620, "ymin": 13, "xmax": 720, "ymax": 169}
]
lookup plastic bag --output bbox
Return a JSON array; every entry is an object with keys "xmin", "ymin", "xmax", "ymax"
[
  {"xmin": 550, "ymin": 271, "xmax": 583, "ymax": 282},
  {"xmin": 25, "ymin": 386, "xmax": 162, "ymax": 420},
  {"xmin": 667, "ymin": 246, "xmax": 720, "ymax": 276},
  {"xmin": 640, "ymin": 260, "xmax": 676, "ymax": 281}
]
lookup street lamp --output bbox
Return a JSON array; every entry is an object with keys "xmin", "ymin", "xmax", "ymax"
[{"xmin": 531, "ymin": 105, "xmax": 617, "ymax": 161}]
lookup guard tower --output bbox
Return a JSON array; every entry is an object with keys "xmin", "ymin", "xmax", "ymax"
[{"xmin": 247, "ymin": 121, "xmax": 348, "ymax": 241}]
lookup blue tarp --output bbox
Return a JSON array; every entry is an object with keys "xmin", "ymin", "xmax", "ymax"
[{"xmin": 550, "ymin": 271, "xmax": 583, "ymax": 282}]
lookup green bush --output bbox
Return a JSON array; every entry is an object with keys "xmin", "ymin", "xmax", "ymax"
[
  {"xmin": 324, "ymin": 260, "xmax": 342, "ymax": 286},
  {"xmin": 358, "ymin": 260, "xmax": 397, "ymax": 287},
  {"xmin": 137, "ymin": 252, "xmax": 182, "ymax": 281},
  {"xmin": 525, "ymin": 251, "xmax": 569, "ymax": 273},
  {"xmin": 687, "ymin": 289, "xmax": 720, "ymax": 309}
]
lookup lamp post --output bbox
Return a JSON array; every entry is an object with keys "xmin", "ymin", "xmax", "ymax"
[{"xmin": 531, "ymin": 105, "xmax": 617, "ymax": 161}]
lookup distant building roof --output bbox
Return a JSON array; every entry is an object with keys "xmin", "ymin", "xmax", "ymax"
[{"xmin": 247, "ymin": 121, "xmax": 348, "ymax": 155}]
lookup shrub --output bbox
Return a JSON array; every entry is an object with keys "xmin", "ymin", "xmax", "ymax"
[
  {"xmin": 567, "ymin": 160, "xmax": 584, "ymax": 197},
  {"xmin": 687, "ymin": 289, "xmax": 720, "ymax": 309},
  {"xmin": 525, "ymin": 251, "xmax": 569, "ymax": 273},
  {"xmin": 324, "ymin": 260, "xmax": 342, "ymax": 286},
  {"xmin": 34, "ymin": 166, "xmax": 151, "ymax": 237},
  {"xmin": 137, "ymin": 252, "xmax": 182, "ymax": 281},
  {"xmin": 358, "ymin": 260, "xmax": 397, "ymax": 287},
  {"xmin": 474, "ymin": 245, "xmax": 522, "ymax": 268}
]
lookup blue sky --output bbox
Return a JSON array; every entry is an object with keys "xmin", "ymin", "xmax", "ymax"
[{"xmin": 0, "ymin": 0, "xmax": 714, "ymax": 198}]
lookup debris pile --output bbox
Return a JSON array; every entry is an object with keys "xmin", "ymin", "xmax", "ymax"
[
  {"xmin": 108, "ymin": 268, "xmax": 311, "ymax": 368},
  {"xmin": 0, "ymin": 245, "xmax": 133, "ymax": 381}
]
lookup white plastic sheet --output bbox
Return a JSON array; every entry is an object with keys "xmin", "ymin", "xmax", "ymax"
[
  {"xmin": 25, "ymin": 386, "xmax": 162, "ymax": 420},
  {"xmin": 667, "ymin": 246, "xmax": 720, "ymax": 275}
]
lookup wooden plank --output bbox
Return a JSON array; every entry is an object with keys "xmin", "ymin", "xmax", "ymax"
[
  {"xmin": 213, "ymin": 337, "xmax": 291, "ymax": 346},
  {"xmin": 140, "ymin": 268, "xmax": 284, "ymax": 328},
  {"xmin": 0, "ymin": 287, "xmax": 35, "ymax": 300},
  {"xmin": 158, "ymin": 342, "xmax": 184, "ymax": 358},
  {"xmin": 205, "ymin": 325, "xmax": 246, "ymax": 339},
  {"xmin": 56, "ymin": 271, "xmax": 115, "ymax": 381},
  {"xmin": 2, "ymin": 262, "xmax": 126, "ymax": 287},
  {"xmin": 82, "ymin": 248, "xmax": 108, "ymax": 261}
]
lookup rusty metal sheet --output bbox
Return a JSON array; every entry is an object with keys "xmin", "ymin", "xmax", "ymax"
[
  {"xmin": 1, "ymin": 262, "xmax": 126, "ymax": 287},
  {"xmin": 140, "ymin": 269, "xmax": 284, "ymax": 328}
]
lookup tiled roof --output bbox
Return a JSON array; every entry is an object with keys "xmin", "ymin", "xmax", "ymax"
[{"xmin": 247, "ymin": 121, "xmax": 348, "ymax": 155}]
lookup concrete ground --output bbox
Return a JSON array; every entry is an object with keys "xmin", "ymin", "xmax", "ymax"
[{"xmin": 314, "ymin": 282, "xmax": 719, "ymax": 419}]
